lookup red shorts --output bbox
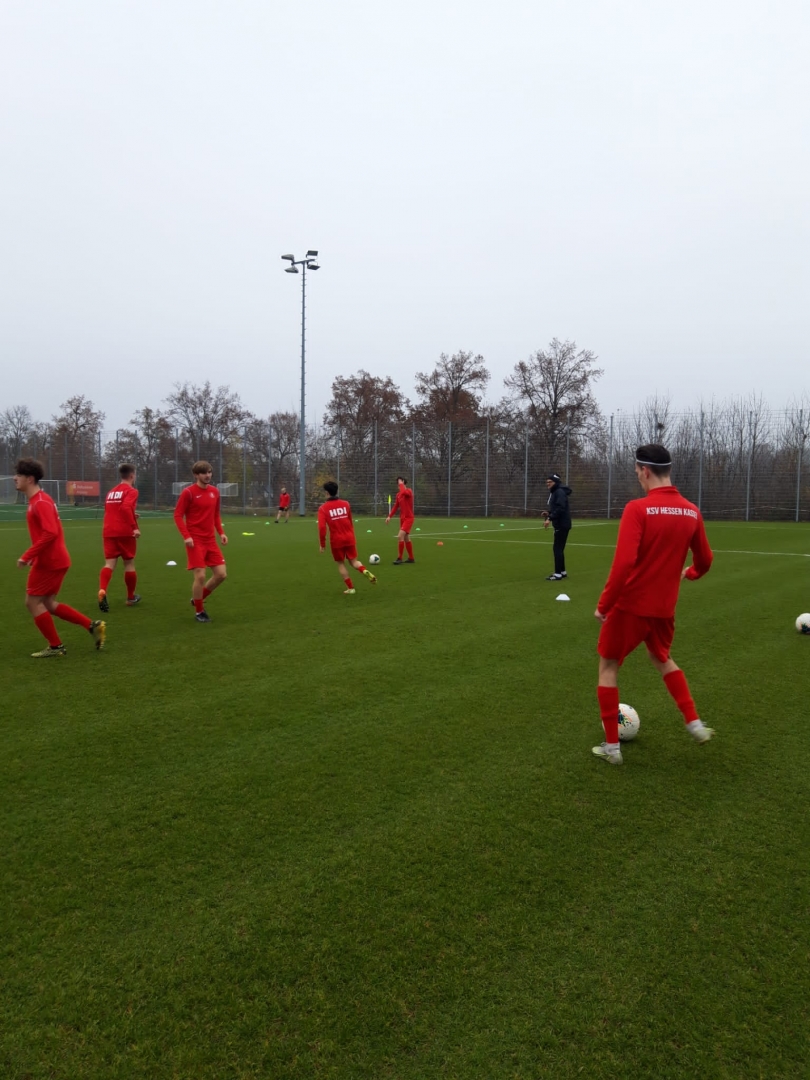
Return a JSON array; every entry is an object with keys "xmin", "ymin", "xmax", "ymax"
[
  {"xmin": 103, "ymin": 536, "xmax": 137, "ymax": 561},
  {"xmin": 27, "ymin": 567, "xmax": 68, "ymax": 597},
  {"xmin": 186, "ymin": 538, "xmax": 225, "ymax": 570},
  {"xmin": 598, "ymin": 609, "xmax": 675, "ymax": 666},
  {"xmin": 331, "ymin": 544, "xmax": 357, "ymax": 563},
  {"xmin": 399, "ymin": 518, "xmax": 414, "ymax": 534}
]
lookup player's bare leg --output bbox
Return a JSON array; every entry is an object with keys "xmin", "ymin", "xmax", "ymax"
[
  {"xmin": 349, "ymin": 556, "xmax": 376, "ymax": 585},
  {"xmin": 647, "ymin": 651, "xmax": 714, "ymax": 743}
]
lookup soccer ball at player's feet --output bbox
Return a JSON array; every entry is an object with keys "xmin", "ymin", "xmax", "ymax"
[
  {"xmin": 618, "ymin": 703, "xmax": 640, "ymax": 741},
  {"xmin": 795, "ymin": 613, "xmax": 810, "ymax": 634},
  {"xmin": 369, "ymin": 554, "xmax": 380, "ymax": 565}
]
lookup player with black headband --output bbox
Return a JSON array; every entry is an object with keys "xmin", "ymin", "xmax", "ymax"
[{"xmin": 592, "ymin": 444, "xmax": 715, "ymax": 765}]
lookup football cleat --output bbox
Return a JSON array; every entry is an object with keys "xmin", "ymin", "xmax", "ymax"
[
  {"xmin": 89, "ymin": 620, "xmax": 107, "ymax": 650},
  {"xmin": 405, "ymin": 558, "xmax": 415, "ymax": 563},
  {"xmin": 546, "ymin": 573, "xmax": 563, "ymax": 581},
  {"xmin": 195, "ymin": 610, "xmax": 212, "ymax": 623},
  {"xmin": 126, "ymin": 595, "xmax": 142, "ymax": 606},
  {"xmin": 690, "ymin": 725, "xmax": 715, "ymax": 744},
  {"xmin": 363, "ymin": 569, "xmax": 377, "ymax": 584},
  {"xmin": 343, "ymin": 588, "xmax": 356, "ymax": 595},
  {"xmin": 392, "ymin": 558, "xmax": 404, "ymax": 564},
  {"xmin": 592, "ymin": 742, "xmax": 623, "ymax": 765},
  {"xmin": 31, "ymin": 644, "xmax": 67, "ymax": 658},
  {"xmin": 97, "ymin": 590, "xmax": 109, "ymax": 612}
]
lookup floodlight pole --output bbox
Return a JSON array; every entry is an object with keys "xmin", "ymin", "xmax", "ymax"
[{"xmin": 282, "ymin": 251, "xmax": 320, "ymax": 516}]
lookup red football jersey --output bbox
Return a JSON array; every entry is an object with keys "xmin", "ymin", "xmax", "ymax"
[
  {"xmin": 103, "ymin": 482, "xmax": 139, "ymax": 537},
  {"xmin": 174, "ymin": 483, "xmax": 224, "ymax": 540},
  {"xmin": 279, "ymin": 492, "xmax": 291, "ymax": 509},
  {"xmin": 598, "ymin": 485, "xmax": 713, "ymax": 619},
  {"xmin": 21, "ymin": 490, "xmax": 71, "ymax": 570},
  {"xmin": 318, "ymin": 497, "xmax": 356, "ymax": 548},
  {"xmin": 391, "ymin": 485, "xmax": 414, "ymax": 521}
]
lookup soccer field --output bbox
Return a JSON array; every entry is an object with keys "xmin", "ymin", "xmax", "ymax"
[{"xmin": 2, "ymin": 515, "xmax": 809, "ymax": 1079}]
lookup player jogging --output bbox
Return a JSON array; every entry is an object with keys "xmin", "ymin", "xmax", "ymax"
[
  {"xmin": 276, "ymin": 486, "xmax": 291, "ymax": 523},
  {"xmin": 174, "ymin": 461, "xmax": 229, "ymax": 623},
  {"xmin": 14, "ymin": 458, "xmax": 106, "ymax": 658},
  {"xmin": 318, "ymin": 481, "xmax": 377, "ymax": 594},
  {"xmin": 592, "ymin": 444, "xmax": 714, "ymax": 765},
  {"xmin": 98, "ymin": 463, "xmax": 140, "ymax": 611},
  {"xmin": 385, "ymin": 476, "xmax": 415, "ymax": 564}
]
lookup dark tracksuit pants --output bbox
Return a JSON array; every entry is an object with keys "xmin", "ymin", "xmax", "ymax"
[{"xmin": 553, "ymin": 526, "xmax": 570, "ymax": 575}]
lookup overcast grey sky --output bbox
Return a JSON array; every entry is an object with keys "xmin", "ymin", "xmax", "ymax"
[{"xmin": 1, "ymin": 0, "xmax": 808, "ymax": 432}]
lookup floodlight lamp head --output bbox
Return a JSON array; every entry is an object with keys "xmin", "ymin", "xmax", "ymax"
[
  {"xmin": 285, "ymin": 266, "xmax": 299, "ymax": 274},
  {"xmin": 307, "ymin": 261, "xmax": 320, "ymax": 270},
  {"xmin": 281, "ymin": 254, "xmax": 295, "ymax": 261},
  {"xmin": 306, "ymin": 249, "xmax": 318, "ymax": 257}
]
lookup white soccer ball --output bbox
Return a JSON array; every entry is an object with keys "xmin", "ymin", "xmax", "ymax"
[
  {"xmin": 369, "ymin": 553, "xmax": 381, "ymax": 565},
  {"xmin": 618, "ymin": 703, "xmax": 640, "ymax": 742},
  {"xmin": 796, "ymin": 613, "xmax": 810, "ymax": 635}
]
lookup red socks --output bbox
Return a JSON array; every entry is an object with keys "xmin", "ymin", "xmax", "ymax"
[
  {"xmin": 194, "ymin": 598, "xmax": 205, "ymax": 614},
  {"xmin": 99, "ymin": 567, "xmax": 113, "ymax": 592},
  {"xmin": 34, "ymin": 612, "xmax": 62, "ymax": 646},
  {"xmin": 398, "ymin": 541, "xmax": 405, "ymax": 558},
  {"xmin": 597, "ymin": 686, "xmax": 620, "ymax": 743},
  {"xmin": 124, "ymin": 571, "xmax": 137, "ymax": 599},
  {"xmin": 202, "ymin": 586, "xmax": 212, "ymax": 599},
  {"xmin": 405, "ymin": 541, "xmax": 414, "ymax": 559},
  {"xmin": 53, "ymin": 603, "xmax": 92, "ymax": 631},
  {"xmin": 664, "ymin": 669, "xmax": 699, "ymax": 723},
  {"xmin": 345, "ymin": 577, "xmax": 354, "ymax": 590}
]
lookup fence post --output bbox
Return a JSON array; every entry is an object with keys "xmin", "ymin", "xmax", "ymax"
[
  {"xmin": 697, "ymin": 410, "xmax": 704, "ymax": 511},
  {"xmin": 271, "ymin": 421, "xmax": 278, "ymax": 509},
  {"xmin": 115, "ymin": 430, "xmax": 120, "ymax": 467},
  {"xmin": 745, "ymin": 411, "xmax": 753, "ymax": 522},
  {"xmin": 174, "ymin": 430, "xmax": 179, "ymax": 485},
  {"xmin": 796, "ymin": 409, "xmax": 804, "ymax": 523},
  {"xmin": 243, "ymin": 427, "xmax": 247, "ymax": 516},
  {"xmin": 336, "ymin": 425, "xmax": 340, "ymax": 485},
  {"xmin": 98, "ymin": 432, "xmax": 102, "ymax": 496},
  {"xmin": 565, "ymin": 423, "xmax": 570, "ymax": 485},
  {"xmin": 523, "ymin": 423, "xmax": 529, "ymax": 514},
  {"xmin": 447, "ymin": 421, "xmax": 452, "ymax": 517},
  {"xmin": 64, "ymin": 432, "xmax": 69, "ymax": 483},
  {"xmin": 484, "ymin": 417, "xmax": 490, "ymax": 517},
  {"xmin": 607, "ymin": 414, "xmax": 614, "ymax": 519},
  {"xmin": 411, "ymin": 422, "xmax": 416, "ymax": 512},
  {"xmin": 374, "ymin": 419, "xmax": 378, "ymax": 516},
  {"xmin": 80, "ymin": 435, "xmax": 85, "ymax": 480},
  {"xmin": 154, "ymin": 449, "xmax": 158, "ymax": 511},
  {"xmin": 219, "ymin": 441, "xmax": 223, "ymax": 485},
  {"xmin": 48, "ymin": 443, "xmax": 53, "ymax": 481}
]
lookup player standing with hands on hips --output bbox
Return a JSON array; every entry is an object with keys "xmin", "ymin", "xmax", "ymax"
[
  {"xmin": 592, "ymin": 444, "xmax": 714, "ymax": 765},
  {"xmin": 174, "ymin": 462, "xmax": 229, "ymax": 623},
  {"xmin": 543, "ymin": 472, "xmax": 572, "ymax": 581},
  {"xmin": 14, "ymin": 458, "xmax": 106, "ymax": 657},
  {"xmin": 275, "ymin": 486, "xmax": 291, "ymax": 523},
  {"xmin": 386, "ymin": 476, "xmax": 415, "ymax": 564}
]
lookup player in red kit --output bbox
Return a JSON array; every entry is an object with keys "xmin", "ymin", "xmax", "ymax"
[
  {"xmin": 174, "ymin": 461, "xmax": 229, "ymax": 623},
  {"xmin": 14, "ymin": 458, "xmax": 106, "ymax": 658},
  {"xmin": 275, "ymin": 487, "xmax": 291, "ymax": 523},
  {"xmin": 318, "ymin": 481, "xmax": 377, "ymax": 594},
  {"xmin": 98, "ymin": 463, "xmax": 140, "ymax": 611},
  {"xmin": 385, "ymin": 476, "xmax": 415, "ymax": 564},
  {"xmin": 592, "ymin": 444, "xmax": 714, "ymax": 765}
]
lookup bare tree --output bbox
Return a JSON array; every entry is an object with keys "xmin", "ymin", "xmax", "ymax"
[
  {"xmin": 504, "ymin": 338, "xmax": 603, "ymax": 463},
  {"xmin": 164, "ymin": 382, "xmax": 247, "ymax": 448},
  {"xmin": 413, "ymin": 351, "xmax": 490, "ymax": 420},
  {"xmin": 51, "ymin": 396, "xmax": 105, "ymax": 441},
  {"xmin": 0, "ymin": 405, "xmax": 35, "ymax": 457}
]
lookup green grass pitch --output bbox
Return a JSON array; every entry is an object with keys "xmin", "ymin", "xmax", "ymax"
[{"xmin": 1, "ymin": 513, "xmax": 809, "ymax": 1079}]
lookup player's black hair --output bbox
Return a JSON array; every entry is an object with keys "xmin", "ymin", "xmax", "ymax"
[
  {"xmin": 635, "ymin": 444, "xmax": 672, "ymax": 476},
  {"xmin": 15, "ymin": 458, "xmax": 44, "ymax": 483},
  {"xmin": 119, "ymin": 463, "xmax": 136, "ymax": 477},
  {"xmin": 396, "ymin": 475, "xmax": 408, "ymax": 484},
  {"xmin": 323, "ymin": 481, "xmax": 339, "ymax": 497}
]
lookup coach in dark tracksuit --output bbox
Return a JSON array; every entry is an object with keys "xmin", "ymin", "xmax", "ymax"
[{"xmin": 543, "ymin": 472, "xmax": 572, "ymax": 580}]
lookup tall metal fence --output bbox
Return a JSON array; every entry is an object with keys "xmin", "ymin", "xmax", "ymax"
[{"xmin": 1, "ymin": 407, "xmax": 808, "ymax": 521}]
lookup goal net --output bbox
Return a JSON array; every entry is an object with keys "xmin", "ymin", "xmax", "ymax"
[{"xmin": 0, "ymin": 476, "xmax": 61, "ymax": 504}]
